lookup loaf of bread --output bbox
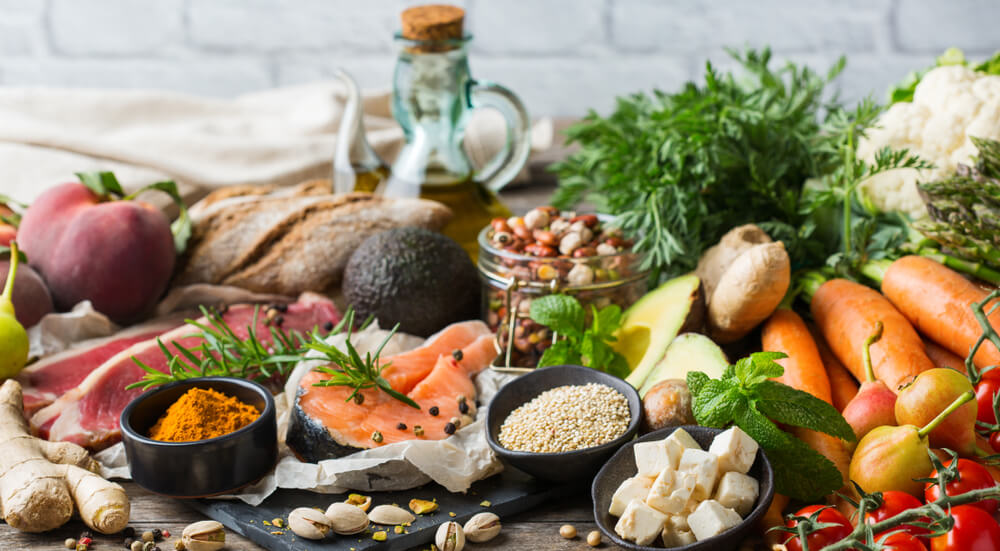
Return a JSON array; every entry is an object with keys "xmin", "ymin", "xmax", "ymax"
[{"xmin": 174, "ymin": 180, "xmax": 452, "ymax": 295}]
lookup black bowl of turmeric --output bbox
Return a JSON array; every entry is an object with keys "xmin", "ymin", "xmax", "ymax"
[{"xmin": 120, "ymin": 377, "xmax": 277, "ymax": 498}]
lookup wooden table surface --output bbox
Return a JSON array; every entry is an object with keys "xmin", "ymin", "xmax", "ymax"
[{"xmin": 1, "ymin": 176, "xmax": 627, "ymax": 550}]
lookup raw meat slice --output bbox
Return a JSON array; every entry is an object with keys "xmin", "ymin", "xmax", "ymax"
[
  {"xmin": 31, "ymin": 293, "xmax": 341, "ymax": 450},
  {"xmin": 286, "ymin": 321, "xmax": 497, "ymax": 462},
  {"xmin": 18, "ymin": 316, "xmax": 184, "ymax": 415}
]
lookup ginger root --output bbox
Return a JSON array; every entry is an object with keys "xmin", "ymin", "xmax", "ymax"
[{"xmin": 0, "ymin": 379, "xmax": 129, "ymax": 533}]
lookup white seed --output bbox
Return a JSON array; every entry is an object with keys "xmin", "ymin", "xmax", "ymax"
[
  {"xmin": 567, "ymin": 263, "xmax": 595, "ymax": 286},
  {"xmin": 498, "ymin": 384, "xmax": 631, "ymax": 453},
  {"xmin": 550, "ymin": 218, "xmax": 571, "ymax": 235},
  {"xmin": 559, "ymin": 232, "xmax": 584, "ymax": 256},
  {"xmin": 596, "ymin": 243, "xmax": 618, "ymax": 256},
  {"xmin": 523, "ymin": 208, "xmax": 550, "ymax": 230}
]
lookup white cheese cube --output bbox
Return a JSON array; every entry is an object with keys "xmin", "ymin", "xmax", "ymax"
[
  {"xmin": 610, "ymin": 475, "xmax": 654, "ymax": 517},
  {"xmin": 615, "ymin": 499, "xmax": 669, "ymax": 546},
  {"xmin": 708, "ymin": 426, "xmax": 759, "ymax": 475},
  {"xmin": 678, "ymin": 448, "xmax": 720, "ymax": 501},
  {"xmin": 715, "ymin": 471, "xmax": 759, "ymax": 517},
  {"xmin": 667, "ymin": 513, "xmax": 689, "ymax": 533},
  {"xmin": 647, "ymin": 469, "xmax": 695, "ymax": 515},
  {"xmin": 687, "ymin": 500, "xmax": 742, "ymax": 541},
  {"xmin": 663, "ymin": 428, "xmax": 701, "ymax": 469},
  {"xmin": 634, "ymin": 440, "xmax": 672, "ymax": 477},
  {"xmin": 661, "ymin": 523, "xmax": 696, "ymax": 547}
]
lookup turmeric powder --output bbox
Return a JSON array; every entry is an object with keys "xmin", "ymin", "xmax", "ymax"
[{"xmin": 149, "ymin": 387, "xmax": 260, "ymax": 442}]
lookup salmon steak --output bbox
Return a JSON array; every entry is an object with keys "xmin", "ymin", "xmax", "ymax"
[{"xmin": 287, "ymin": 320, "xmax": 497, "ymax": 462}]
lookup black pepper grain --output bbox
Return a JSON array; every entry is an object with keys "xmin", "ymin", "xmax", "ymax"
[
  {"xmin": 458, "ymin": 401, "xmax": 469, "ymax": 414},
  {"xmin": 152, "ymin": 528, "xmax": 163, "ymax": 540},
  {"xmin": 444, "ymin": 422, "xmax": 456, "ymax": 435},
  {"xmin": 123, "ymin": 527, "xmax": 136, "ymax": 538},
  {"xmin": 397, "ymin": 423, "xmax": 407, "ymax": 430},
  {"xmin": 429, "ymin": 406, "xmax": 439, "ymax": 416},
  {"xmin": 452, "ymin": 349, "xmax": 463, "ymax": 361},
  {"xmin": 273, "ymin": 314, "xmax": 284, "ymax": 327},
  {"xmin": 274, "ymin": 303, "xmax": 288, "ymax": 313}
]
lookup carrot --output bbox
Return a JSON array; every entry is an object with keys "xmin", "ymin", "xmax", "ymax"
[
  {"xmin": 923, "ymin": 337, "xmax": 967, "ymax": 374},
  {"xmin": 821, "ymin": 342, "xmax": 859, "ymax": 413},
  {"xmin": 811, "ymin": 278, "xmax": 935, "ymax": 392},
  {"xmin": 881, "ymin": 255, "xmax": 1000, "ymax": 370},
  {"xmin": 761, "ymin": 308, "xmax": 832, "ymax": 404}
]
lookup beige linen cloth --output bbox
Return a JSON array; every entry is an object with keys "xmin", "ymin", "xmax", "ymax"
[{"xmin": 0, "ymin": 82, "xmax": 552, "ymax": 203}]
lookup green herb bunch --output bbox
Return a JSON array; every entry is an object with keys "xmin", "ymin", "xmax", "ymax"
[
  {"xmin": 687, "ymin": 352, "xmax": 855, "ymax": 501},
  {"xmin": 552, "ymin": 48, "xmax": 844, "ymax": 279},
  {"xmin": 528, "ymin": 294, "xmax": 629, "ymax": 378}
]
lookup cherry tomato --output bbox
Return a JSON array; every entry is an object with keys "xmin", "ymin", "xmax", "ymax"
[
  {"xmin": 931, "ymin": 505, "xmax": 1000, "ymax": 551},
  {"xmin": 864, "ymin": 491, "xmax": 929, "ymax": 536},
  {"xmin": 991, "ymin": 431, "xmax": 1000, "ymax": 453},
  {"xmin": 925, "ymin": 458, "xmax": 999, "ymax": 514},
  {"xmin": 976, "ymin": 369, "xmax": 1000, "ymax": 426},
  {"xmin": 784, "ymin": 505, "xmax": 852, "ymax": 551},
  {"xmin": 881, "ymin": 531, "xmax": 927, "ymax": 551}
]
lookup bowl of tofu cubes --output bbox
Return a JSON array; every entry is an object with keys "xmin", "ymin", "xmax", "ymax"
[{"xmin": 592, "ymin": 425, "xmax": 773, "ymax": 550}]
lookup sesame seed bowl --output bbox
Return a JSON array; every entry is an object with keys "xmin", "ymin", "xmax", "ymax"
[{"xmin": 485, "ymin": 364, "xmax": 642, "ymax": 482}]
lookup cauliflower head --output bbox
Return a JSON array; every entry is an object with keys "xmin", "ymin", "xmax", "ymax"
[{"xmin": 857, "ymin": 65, "xmax": 1000, "ymax": 219}]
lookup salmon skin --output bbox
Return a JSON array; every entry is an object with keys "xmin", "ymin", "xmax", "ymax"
[{"xmin": 287, "ymin": 321, "xmax": 497, "ymax": 462}]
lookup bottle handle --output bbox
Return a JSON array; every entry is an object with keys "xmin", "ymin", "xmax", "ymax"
[{"xmin": 467, "ymin": 79, "xmax": 532, "ymax": 192}]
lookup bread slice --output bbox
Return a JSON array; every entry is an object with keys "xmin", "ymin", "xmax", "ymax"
[{"xmin": 175, "ymin": 180, "xmax": 452, "ymax": 295}]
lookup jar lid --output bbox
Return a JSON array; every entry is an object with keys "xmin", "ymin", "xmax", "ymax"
[{"xmin": 401, "ymin": 4, "xmax": 465, "ymax": 45}]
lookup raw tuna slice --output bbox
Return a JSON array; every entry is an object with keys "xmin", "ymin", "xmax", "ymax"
[
  {"xmin": 18, "ymin": 316, "xmax": 185, "ymax": 415},
  {"xmin": 287, "ymin": 321, "xmax": 496, "ymax": 462},
  {"xmin": 31, "ymin": 293, "xmax": 341, "ymax": 450}
]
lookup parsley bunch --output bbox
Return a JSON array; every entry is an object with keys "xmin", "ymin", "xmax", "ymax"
[
  {"xmin": 529, "ymin": 294, "xmax": 629, "ymax": 378},
  {"xmin": 687, "ymin": 352, "xmax": 855, "ymax": 501}
]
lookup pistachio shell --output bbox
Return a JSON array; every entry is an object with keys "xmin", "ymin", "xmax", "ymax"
[
  {"xmin": 288, "ymin": 507, "xmax": 332, "ymax": 540},
  {"xmin": 436, "ymin": 521, "xmax": 465, "ymax": 551},
  {"xmin": 181, "ymin": 521, "xmax": 225, "ymax": 551},
  {"xmin": 368, "ymin": 504, "xmax": 416, "ymax": 525},
  {"xmin": 325, "ymin": 502, "xmax": 370, "ymax": 535},
  {"xmin": 463, "ymin": 512, "xmax": 501, "ymax": 543}
]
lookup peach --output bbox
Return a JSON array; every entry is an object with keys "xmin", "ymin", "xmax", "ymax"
[
  {"xmin": 18, "ymin": 182, "xmax": 175, "ymax": 323},
  {"xmin": 0, "ymin": 259, "xmax": 53, "ymax": 327}
]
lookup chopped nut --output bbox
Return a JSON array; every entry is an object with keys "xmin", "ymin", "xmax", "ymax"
[
  {"xmin": 271, "ymin": 518, "xmax": 284, "ymax": 528},
  {"xmin": 394, "ymin": 525, "xmax": 404, "ymax": 534},
  {"xmin": 371, "ymin": 430, "xmax": 384, "ymax": 443},
  {"xmin": 345, "ymin": 493, "xmax": 372, "ymax": 512},
  {"xmin": 409, "ymin": 498, "xmax": 439, "ymax": 515},
  {"xmin": 414, "ymin": 425, "xmax": 425, "ymax": 437},
  {"xmin": 372, "ymin": 531, "xmax": 388, "ymax": 542},
  {"xmin": 479, "ymin": 500, "xmax": 491, "ymax": 507}
]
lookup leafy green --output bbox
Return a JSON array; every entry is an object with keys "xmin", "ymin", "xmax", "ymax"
[
  {"xmin": 530, "ymin": 294, "xmax": 630, "ymax": 377},
  {"xmin": 551, "ymin": 47, "xmax": 845, "ymax": 279},
  {"xmin": 687, "ymin": 351, "xmax": 855, "ymax": 501}
]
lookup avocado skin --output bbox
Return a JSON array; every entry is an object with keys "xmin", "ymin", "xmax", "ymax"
[{"xmin": 343, "ymin": 227, "xmax": 480, "ymax": 337}]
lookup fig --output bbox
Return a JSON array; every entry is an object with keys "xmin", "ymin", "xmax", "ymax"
[{"xmin": 895, "ymin": 368, "xmax": 981, "ymax": 456}]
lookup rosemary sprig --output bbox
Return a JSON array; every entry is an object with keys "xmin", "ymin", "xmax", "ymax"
[{"xmin": 309, "ymin": 311, "xmax": 420, "ymax": 410}]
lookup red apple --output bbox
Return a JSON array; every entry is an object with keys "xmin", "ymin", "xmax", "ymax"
[{"xmin": 18, "ymin": 182, "xmax": 175, "ymax": 323}]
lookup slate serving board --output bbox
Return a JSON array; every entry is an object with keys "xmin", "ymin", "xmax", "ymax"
[{"xmin": 186, "ymin": 468, "xmax": 574, "ymax": 551}]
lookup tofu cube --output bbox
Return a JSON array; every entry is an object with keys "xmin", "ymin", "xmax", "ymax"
[
  {"xmin": 687, "ymin": 500, "xmax": 742, "ymax": 541},
  {"xmin": 708, "ymin": 426, "xmax": 759, "ymax": 475},
  {"xmin": 661, "ymin": 525, "xmax": 696, "ymax": 547},
  {"xmin": 678, "ymin": 448, "xmax": 720, "ymax": 501},
  {"xmin": 646, "ymin": 469, "xmax": 695, "ymax": 515},
  {"xmin": 663, "ymin": 428, "xmax": 702, "ymax": 469},
  {"xmin": 615, "ymin": 499, "xmax": 669, "ymax": 546},
  {"xmin": 634, "ymin": 440, "xmax": 671, "ymax": 477},
  {"xmin": 666, "ymin": 513, "xmax": 689, "ymax": 533},
  {"xmin": 715, "ymin": 471, "xmax": 759, "ymax": 517},
  {"xmin": 610, "ymin": 475, "xmax": 654, "ymax": 517}
]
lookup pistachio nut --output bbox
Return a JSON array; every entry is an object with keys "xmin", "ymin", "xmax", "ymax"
[
  {"xmin": 435, "ymin": 521, "xmax": 465, "ymax": 551},
  {"xmin": 409, "ymin": 498, "xmax": 439, "ymax": 515},
  {"xmin": 288, "ymin": 507, "xmax": 332, "ymax": 540},
  {"xmin": 345, "ymin": 493, "xmax": 372, "ymax": 512},
  {"xmin": 325, "ymin": 502, "xmax": 370, "ymax": 535},
  {"xmin": 368, "ymin": 504, "xmax": 416, "ymax": 525},
  {"xmin": 181, "ymin": 520, "xmax": 226, "ymax": 551},
  {"xmin": 463, "ymin": 512, "xmax": 501, "ymax": 543}
]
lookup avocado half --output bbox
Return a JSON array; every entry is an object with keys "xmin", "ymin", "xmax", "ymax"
[{"xmin": 342, "ymin": 226, "xmax": 480, "ymax": 338}]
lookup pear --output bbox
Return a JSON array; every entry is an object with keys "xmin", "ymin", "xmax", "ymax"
[
  {"xmin": 841, "ymin": 322, "xmax": 897, "ymax": 446},
  {"xmin": 0, "ymin": 241, "xmax": 29, "ymax": 378},
  {"xmin": 895, "ymin": 368, "xmax": 981, "ymax": 456},
  {"xmin": 851, "ymin": 390, "xmax": 974, "ymax": 497}
]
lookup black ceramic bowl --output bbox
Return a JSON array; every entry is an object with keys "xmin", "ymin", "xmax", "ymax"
[
  {"xmin": 592, "ymin": 425, "xmax": 774, "ymax": 551},
  {"xmin": 120, "ymin": 377, "xmax": 278, "ymax": 498},
  {"xmin": 485, "ymin": 364, "xmax": 642, "ymax": 482}
]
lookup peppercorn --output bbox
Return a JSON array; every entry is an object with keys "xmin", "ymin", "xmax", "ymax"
[
  {"xmin": 444, "ymin": 422, "xmax": 456, "ymax": 435},
  {"xmin": 174, "ymin": 541, "xmax": 186, "ymax": 551},
  {"xmin": 123, "ymin": 527, "xmax": 136, "ymax": 538},
  {"xmin": 152, "ymin": 528, "xmax": 163, "ymax": 540},
  {"xmin": 354, "ymin": 393, "xmax": 365, "ymax": 405},
  {"xmin": 124, "ymin": 538, "xmax": 135, "ymax": 549},
  {"xmin": 65, "ymin": 538, "xmax": 76, "ymax": 549},
  {"xmin": 142, "ymin": 530, "xmax": 155, "ymax": 542},
  {"xmin": 372, "ymin": 430, "xmax": 384, "ymax": 443},
  {"xmin": 143, "ymin": 542, "xmax": 156, "ymax": 551},
  {"xmin": 458, "ymin": 400, "xmax": 469, "ymax": 414},
  {"xmin": 322, "ymin": 321, "xmax": 334, "ymax": 331},
  {"xmin": 397, "ymin": 422, "xmax": 407, "ymax": 430},
  {"xmin": 452, "ymin": 349, "xmax": 463, "ymax": 361},
  {"xmin": 429, "ymin": 406, "xmax": 439, "ymax": 416}
]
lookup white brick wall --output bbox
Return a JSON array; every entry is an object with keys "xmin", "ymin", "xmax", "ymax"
[{"xmin": 0, "ymin": 0, "xmax": 996, "ymax": 115}]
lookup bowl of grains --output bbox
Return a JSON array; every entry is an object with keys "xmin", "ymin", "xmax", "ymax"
[{"xmin": 485, "ymin": 364, "xmax": 641, "ymax": 481}]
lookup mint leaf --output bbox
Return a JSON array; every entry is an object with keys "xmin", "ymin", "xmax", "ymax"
[
  {"xmin": 538, "ymin": 339, "xmax": 578, "ymax": 368},
  {"xmin": 592, "ymin": 304, "xmax": 622, "ymax": 338},
  {"xmin": 692, "ymin": 380, "xmax": 744, "ymax": 428},
  {"xmin": 734, "ymin": 405, "xmax": 844, "ymax": 501},
  {"xmin": 743, "ymin": 351, "xmax": 787, "ymax": 386},
  {"xmin": 755, "ymin": 380, "xmax": 856, "ymax": 441},
  {"xmin": 530, "ymin": 295, "xmax": 585, "ymax": 335},
  {"xmin": 687, "ymin": 371, "xmax": 710, "ymax": 395},
  {"xmin": 605, "ymin": 354, "xmax": 630, "ymax": 379}
]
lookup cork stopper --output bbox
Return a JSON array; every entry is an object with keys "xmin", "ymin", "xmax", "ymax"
[{"xmin": 401, "ymin": 4, "xmax": 465, "ymax": 52}]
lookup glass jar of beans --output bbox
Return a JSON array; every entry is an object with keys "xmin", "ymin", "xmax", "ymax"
[{"xmin": 477, "ymin": 207, "xmax": 650, "ymax": 370}]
